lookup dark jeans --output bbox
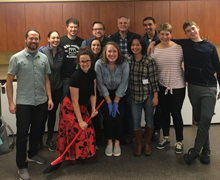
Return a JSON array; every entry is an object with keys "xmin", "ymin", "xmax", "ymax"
[
  {"xmin": 16, "ymin": 102, "xmax": 47, "ymax": 169},
  {"xmin": 158, "ymin": 86, "xmax": 185, "ymax": 141},
  {"xmin": 102, "ymin": 90, "xmax": 126, "ymax": 141},
  {"xmin": 123, "ymin": 88, "xmax": 134, "ymax": 138},
  {"xmin": 40, "ymin": 87, "xmax": 62, "ymax": 142},
  {"xmin": 188, "ymin": 84, "xmax": 216, "ymax": 152}
]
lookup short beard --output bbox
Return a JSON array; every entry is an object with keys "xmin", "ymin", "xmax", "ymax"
[{"xmin": 27, "ymin": 43, "xmax": 39, "ymax": 51}]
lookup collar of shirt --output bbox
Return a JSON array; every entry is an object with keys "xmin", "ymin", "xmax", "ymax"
[
  {"xmin": 119, "ymin": 34, "xmax": 127, "ymax": 40},
  {"xmin": 24, "ymin": 48, "xmax": 40, "ymax": 58}
]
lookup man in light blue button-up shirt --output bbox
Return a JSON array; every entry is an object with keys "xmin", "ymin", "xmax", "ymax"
[{"xmin": 6, "ymin": 29, "xmax": 54, "ymax": 180}]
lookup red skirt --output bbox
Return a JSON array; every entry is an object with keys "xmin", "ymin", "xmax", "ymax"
[{"xmin": 56, "ymin": 96, "xmax": 96, "ymax": 160}]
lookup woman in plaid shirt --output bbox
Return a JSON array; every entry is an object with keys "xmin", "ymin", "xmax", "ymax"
[{"xmin": 125, "ymin": 34, "xmax": 159, "ymax": 156}]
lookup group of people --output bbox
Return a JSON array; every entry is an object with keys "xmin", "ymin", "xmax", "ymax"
[{"xmin": 6, "ymin": 15, "xmax": 220, "ymax": 180}]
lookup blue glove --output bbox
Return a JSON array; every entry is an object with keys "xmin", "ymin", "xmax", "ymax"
[
  {"xmin": 112, "ymin": 102, "xmax": 120, "ymax": 118},
  {"xmin": 107, "ymin": 102, "xmax": 113, "ymax": 116}
]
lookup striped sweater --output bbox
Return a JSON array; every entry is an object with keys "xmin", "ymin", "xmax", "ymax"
[{"xmin": 151, "ymin": 43, "xmax": 185, "ymax": 94}]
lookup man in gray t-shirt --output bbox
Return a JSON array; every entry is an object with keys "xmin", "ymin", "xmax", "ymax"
[{"xmin": 6, "ymin": 29, "xmax": 53, "ymax": 180}]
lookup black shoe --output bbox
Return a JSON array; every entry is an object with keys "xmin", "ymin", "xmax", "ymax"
[
  {"xmin": 38, "ymin": 141, "xmax": 43, "ymax": 152},
  {"xmin": 183, "ymin": 148, "xmax": 199, "ymax": 165},
  {"xmin": 46, "ymin": 140, "xmax": 56, "ymax": 151},
  {"xmin": 199, "ymin": 149, "xmax": 210, "ymax": 164},
  {"xmin": 151, "ymin": 131, "xmax": 160, "ymax": 142},
  {"xmin": 27, "ymin": 154, "xmax": 47, "ymax": 164},
  {"xmin": 156, "ymin": 138, "xmax": 170, "ymax": 149}
]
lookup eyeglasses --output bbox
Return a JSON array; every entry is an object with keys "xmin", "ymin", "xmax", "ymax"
[
  {"xmin": 92, "ymin": 28, "xmax": 104, "ymax": 31},
  {"xmin": 80, "ymin": 60, "xmax": 91, "ymax": 64}
]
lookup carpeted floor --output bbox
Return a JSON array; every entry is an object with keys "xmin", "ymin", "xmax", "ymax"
[{"xmin": 1, "ymin": 125, "xmax": 220, "ymax": 180}]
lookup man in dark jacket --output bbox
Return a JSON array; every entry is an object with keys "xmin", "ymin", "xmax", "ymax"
[
  {"xmin": 109, "ymin": 15, "xmax": 135, "ymax": 57},
  {"xmin": 81, "ymin": 21, "xmax": 110, "ymax": 48}
]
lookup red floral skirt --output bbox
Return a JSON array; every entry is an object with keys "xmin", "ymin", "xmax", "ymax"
[{"xmin": 56, "ymin": 96, "xmax": 96, "ymax": 160}]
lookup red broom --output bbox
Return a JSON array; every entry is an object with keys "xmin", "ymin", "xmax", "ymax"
[{"xmin": 43, "ymin": 99, "xmax": 105, "ymax": 174}]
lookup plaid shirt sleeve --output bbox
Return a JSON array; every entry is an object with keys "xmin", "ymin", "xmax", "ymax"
[{"xmin": 147, "ymin": 57, "xmax": 159, "ymax": 93}]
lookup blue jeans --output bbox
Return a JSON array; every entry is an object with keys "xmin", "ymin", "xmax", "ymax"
[{"xmin": 131, "ymin": 94, "xmax": 155, "ymax": 130}]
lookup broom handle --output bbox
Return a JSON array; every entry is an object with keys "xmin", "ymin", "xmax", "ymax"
[{"xmin": 59, "ymin": 99, "xmax": 105, "ymax": 159}]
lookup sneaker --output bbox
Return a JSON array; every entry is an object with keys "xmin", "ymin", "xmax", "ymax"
[
  {"xmin": 18, "ymin": 168, "xmax": 30, "ymax": 180},
  {"xmin": 27, "ymin": 154, "xmax": 47, "ymax": 164},
  {"xmin": 156, "ymin": 138, "xmax": 170, "ymax": 149},
  {"xmin": 113, "ymin": 145, "xmax": 121, "ymax": 156},
  {"xmin": 151, "ymin": 131, "xmax": 160, "ymax": 142},
  {"xmin": 105, "ymin": 145, "xmax": 113, "ymax": 156},
  {"xmin": 199, "ymin": 149, "xmax": 211, "ymax": 164},
  {"xmin": 183, "ymin": 148, "xmax": 199, "ymax": 165},
  {"xmin": 38, "ymin": 141, "xmax": 43, "ymax": 152},
  {"xmin": 175, "ymin": 141, "xmax": 183, "ymax": 154},
  {"xmin": 46, "ymin": 139, "xmax": 56, "ymax": 151}
]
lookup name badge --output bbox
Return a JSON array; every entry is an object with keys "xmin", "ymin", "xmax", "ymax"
[{"xmin": 142, "ymin": 79, "xmax": 149, "ymax": 84}]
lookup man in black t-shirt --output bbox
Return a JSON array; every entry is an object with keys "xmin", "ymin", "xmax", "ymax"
[{"xmin": 60, "ymin": 18, "xmax": 84, "ymax": 100}]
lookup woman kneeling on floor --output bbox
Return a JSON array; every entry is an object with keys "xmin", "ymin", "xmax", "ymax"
[{"xmin": 56, "ymin": 47, "xmax": 98, "ymax": 162}]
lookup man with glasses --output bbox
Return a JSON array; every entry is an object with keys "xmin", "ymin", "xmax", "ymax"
[{"xmin": 81, "ymin": 21, "xmax": 110, "ymax": 48}]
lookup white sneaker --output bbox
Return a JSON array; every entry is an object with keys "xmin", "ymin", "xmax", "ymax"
[
  {"xmin": 175, "ymin": 141, "xmax": 183, "ymax": 154},
  {"xmin": 113, "ymin": 145, "xmax": 121, "ymax": 156},
  {"xmin": 18, "ymin": 168, "xmax": 30, "ymax": 180},
  {"xmin": 105, "ymin": 145, "xmax": 113, "ymax": 156}
]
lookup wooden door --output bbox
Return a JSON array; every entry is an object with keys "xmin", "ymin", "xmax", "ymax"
[
  {"xmin": 6, "ymin": 3, "xmax": 25, "ymax": 51},
  {"xmin": 62, "ymin": 2, "xmax": 81, "ymax": 38},
  {"xmin": 43, "ymin": 3, "xmax": 64, "ymax": 46},
  {"xmin": 25, "ymin": 3, "xmax": 46, "ymax": 48},
  {"xmin": 134, "ymin": 1, "xmax": 153, "ymax": 36},
  {"xmin": 170, "ymin": 1, "xmax": 188, "ymax": 39},
  {"xmin": 188, "ymin": 1, "xmax": 205, "ymax": 40},
  {"xmin": 204, "ymin": 1, "xmax": 220, "ymax": 44},
  {"xmin": 80, "ymin": 2, "xmax": 99, "ymax": 40},
  {"xmin": 99, "ymin": 1, "xmax": 135, "ymax": 37},
  {"xmin": 0, "ymin": 3, "xmax": 7, "ymax": 51},
  {"xmin": 152, "ymin": 1, "xmax": 170, "ymax": 31}
]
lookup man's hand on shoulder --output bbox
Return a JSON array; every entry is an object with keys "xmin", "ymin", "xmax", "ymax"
[{"xmin": 147, "ymin": 41, "xmax": 156, "ymax": 55}]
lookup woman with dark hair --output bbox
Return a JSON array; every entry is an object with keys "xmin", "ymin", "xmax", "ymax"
[
  {"xmin": 56, "ymin": 47, "xmax": 98, "ymax": 162},
  {"xmin": 90, "ymin": 38, "xmax": 102, "ymax": 68},
  {"xmin": 125, "ymin": 34, "xmax": 159, "ymax": 156},
  {"xmin": 39, "ymin": 30, "xmax": 63, "ymax": 151},
  {"xmin": 95, "ymin": 41, "xmax": 129, "ymax": 157},
  {"xmin": 89, "ymin": 38, "xmax": 103, "ymax": 144}
]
